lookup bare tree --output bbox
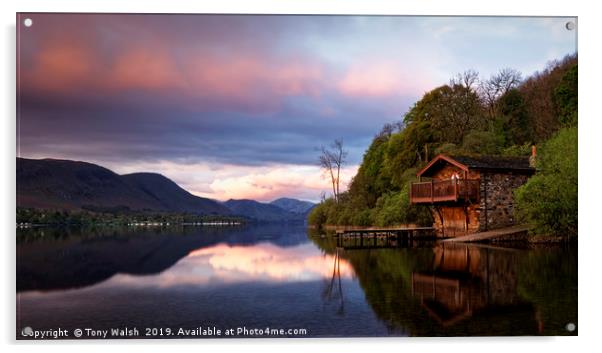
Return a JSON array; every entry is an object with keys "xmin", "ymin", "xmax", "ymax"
[
  {"xmin": 479, "ymin": 68, "xmax": 523, "ymax": 120},
  {"xmin": 319, "ymin": 147, "xmax": 337, "ymax": 202},
  {"xmin": 377, "ymin": 121, "xmax": 404, "ymax": 138},
  {"xmin": 450, "ymin": 69, "xmax": 480, "ymax": 90},
  {"xmin": 319, "ymin": 139, "xmax": 348, "ymax": 203}
]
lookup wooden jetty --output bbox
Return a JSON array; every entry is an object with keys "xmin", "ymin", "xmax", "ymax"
[
  {"xmin": 335, "ymin": 227, "xmax": 435, "ymax": 249},
  {"xmin": 441, "ymin": 225, "xmax": 531, "ymax": 243}
]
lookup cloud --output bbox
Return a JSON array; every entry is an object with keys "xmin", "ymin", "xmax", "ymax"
[
  {"xmin": 104, "ymin": 159, "xmax": 359, "ymax": 202},
  {"xmin": 338, "ymin": 61, "xmax": 430, "ymax": 97},
  {"xmin": 109, "ymin": 46, "xmax": 186, "ymax": 91},
  {"xmin": 17, "ymin": 14, "xmax": 577, "ymax": 199},
  {"xmin": 204, "ymin": 164, "xmax": 359, "ymax": 202}
]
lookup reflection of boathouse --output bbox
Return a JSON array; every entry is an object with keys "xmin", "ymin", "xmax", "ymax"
[
  {"xmin": 411, "ymin": 244, "xmax": 530, "ymax": 327},
  {"xmin": 410, "ymin": 154, "xmax": 535, "ymax": 237}
]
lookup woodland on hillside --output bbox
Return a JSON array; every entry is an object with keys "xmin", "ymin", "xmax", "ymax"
[{"xmin": 309, "ymin": 54, "xmax": 578, "ymax": 237}]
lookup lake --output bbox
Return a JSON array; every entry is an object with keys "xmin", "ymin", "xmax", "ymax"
[{"xmin": 16, "ymin": 224, "xmax": 577, "ymax": 338}]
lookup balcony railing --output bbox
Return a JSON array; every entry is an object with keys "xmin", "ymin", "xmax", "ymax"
[{"xmin": 410, "ymin": 179, "xmax": 480, "ymax": 204}]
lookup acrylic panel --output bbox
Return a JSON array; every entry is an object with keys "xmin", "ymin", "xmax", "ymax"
[{"xmin": 16, "ymin": 13, "xmax": 578, "ymax": 339}]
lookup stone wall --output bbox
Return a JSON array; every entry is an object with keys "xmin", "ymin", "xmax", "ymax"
[
  {"xmin": 478, "ymin": 172, "xmax": 530, "ymax": 231},
  {"xmin": 425, "ymin": 163, "xmax": 531, "ymax": 235}
]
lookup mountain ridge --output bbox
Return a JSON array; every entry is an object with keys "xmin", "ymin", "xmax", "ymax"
[
  {"xmin": 17, "ymin": 157, "xmax": 230, "ymax": 215},
  {"xmin": 17, "ymin": 157, "xmax": 315, "ymax": 222},
  {"xmin": 222, "ymin": 199, "xmax": 313, "ymax": 222},
  {"xmin": 269, "ymin": 197, "xmax": 315, "ymax": 214}
]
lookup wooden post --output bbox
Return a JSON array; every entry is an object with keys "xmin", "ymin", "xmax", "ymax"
[
  {"xmin": 431, "ymin": 179, "xmax": 434, "ymax": 203},
  {"xmin": 454, "ymin": 178, "xmax": 458, "ymax": 201}
]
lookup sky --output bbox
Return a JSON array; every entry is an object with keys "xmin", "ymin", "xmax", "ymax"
[{"xmin": 17, "ymin": 14, "xmax": 577, "ymax": 202}]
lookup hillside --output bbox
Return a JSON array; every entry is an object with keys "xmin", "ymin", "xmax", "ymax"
[
  {"xmin": 270, "ymin": 198, "xmax": 315, "ymax": 215},
  {"xmin": 16, "ymin": 158, "xmax": 230, "ymax": 215},
  {"xmin": 309, "ymin": 53, "xmax": 578, "ymax": 233},
  {"xmin": 122, "ymin": 173, "xmax": 230, "ymax": 215},
  {"xmin": 223, "ymin": 199, "xmax": 310, "ymax": 222}
]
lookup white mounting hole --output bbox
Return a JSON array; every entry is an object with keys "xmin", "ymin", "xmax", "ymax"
[{"xmin": 23, "ymin": 18, "xmax": 33, "ymax": 27}]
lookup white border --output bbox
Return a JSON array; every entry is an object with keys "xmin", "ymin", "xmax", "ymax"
[{"xmin": 2, "ymin": 1, "xmax": 599, "ymax": 352}]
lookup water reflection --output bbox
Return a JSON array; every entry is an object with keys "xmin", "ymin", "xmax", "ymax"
[
  {"xmin": 312, "ymin": 234, "xmax": 577, "ymax": 336},
  {"xmin": 322, "ymin": 248, "xmax": 345, "ymax": 315},
  {"xmin": 102, "ymin": 243, "xmax": 354, "ymax": 290},
  {"xmin": 411, "ymin": 244, "xmax": 527, "ymax": 328},
  {"xmin": 17, "ymin": 225, "xmax": 577, "ymax": 337},
  {"xmin": 18, "ymin": 225, "xmax": 388, "ymax": 338},
  {"xmin": 17, "ymin": 224, "xmax": 315, "ymax": 292}
]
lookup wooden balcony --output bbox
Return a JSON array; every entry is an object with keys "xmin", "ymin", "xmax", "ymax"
[{"xmin": 410, "ymin": 179, "xmax": 480, "ymax": 204}]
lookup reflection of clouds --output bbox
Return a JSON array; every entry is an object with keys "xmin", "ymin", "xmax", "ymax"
[{"xmin": 104, "ymin": 243, "xmax": 354, "ymax": 289}]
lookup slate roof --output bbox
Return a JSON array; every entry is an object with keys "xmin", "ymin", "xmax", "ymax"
[
  {"xmin": 450, "ymin": 155, "xmax": 534, "ymax": 171},
  {"xmin": 416, "ymin": 154, "xmax": 535, "ymax": 177}
]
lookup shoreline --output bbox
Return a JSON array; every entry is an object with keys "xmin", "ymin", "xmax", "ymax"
[{"xmin": 310, "ymin": 223, "xmax": 576, "ymax": 244}]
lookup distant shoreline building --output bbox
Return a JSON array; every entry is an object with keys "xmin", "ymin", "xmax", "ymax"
[{"xmin": 410, "ymin": 154, "xmax": 535, "ymax": 237}]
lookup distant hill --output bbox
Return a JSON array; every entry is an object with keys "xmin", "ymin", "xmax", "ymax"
[
  {"xmin": 16, "ymin": 158, "xmax": 230, "ymax": 215},
  {"xmin": 121, "ymin": 173, "xmax": 230, "ymax": 215},
  {"xmin": 223, "ymin": 199, "xmax": 311, "ymax": 222},
  {"xmin": 270, "ymin": 197, "xmax": 315, "ymax": 214}
]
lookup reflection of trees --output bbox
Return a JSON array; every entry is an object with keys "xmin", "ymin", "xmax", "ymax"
[
  {"xmin": 517, "ymin": 245, "xmax": 578, "ymax": 335},
  {"xmin": 322, "ymin": 247, "xmax": 345, "ymax": 315},
  {"xmin": 308, "ymin": 233, "xmax": 575, "ymax": 336},
  {"xmin": 411, "ymin": 244, "xmax": 534, "ymax": 330}
]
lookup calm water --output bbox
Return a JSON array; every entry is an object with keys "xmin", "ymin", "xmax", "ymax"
[{"xmin": 16, "ymin": 224, "xmax": 577, "ymax": 338}]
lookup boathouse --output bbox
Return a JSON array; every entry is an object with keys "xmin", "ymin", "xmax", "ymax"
[{"xmin": 409, "ymin": 154, "xmax": 535, "ymax": 237}]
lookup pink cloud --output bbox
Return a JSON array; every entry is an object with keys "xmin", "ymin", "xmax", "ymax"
[
  {"xmin": 23, "ymin": 40, "xmax": 98, "ymax": 92},
  {"xmin": 101, "ymin": 159, "xmax": 359, "ymax": 203},
  {"xmin": 337, "ymin": 61, "xmax": 433, "ymax": 98},
  {"xmin": 22, "ymin": 35, "xmax": 326, "ymax": 114},
  {"xmin": 203, "ymin": 164, "xmax": 359, "ymax": 202},
  {"xmin": 109, "ymin": 46, "xmax": 186, "ymax": 90},
  {"xmin": 181, "ymin": 53, "xmax": 326, "ymax": 112}
]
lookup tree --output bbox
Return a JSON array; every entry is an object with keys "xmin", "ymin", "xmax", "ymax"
[
  {"xmin": 479, "ymin": 68, "xmax": 523, "ymax": 120},
  {"xmin": 553, "ymin": 64, "xmax": 578, "ymax": 127},
  {"xmin": 514, "ymin": 127, "xmax": 577, "ymax": 238},
  {"xmin": 406, "ymin": 84, "xmax": 484, "ymax": 145},
  {"xmin": 497, "ymin": 88, "xmax": 532, "ymax": 145},
  {"xmin": 450, "ymin": 69, "xmax": 480, "ymax": 91},
  {"xmin": 518, "ymin": 54, "xmax": 577, "ymax": 141},
  {"xmin": 319, "ymin": 139, "xmax": 348, "ymax": 203}
]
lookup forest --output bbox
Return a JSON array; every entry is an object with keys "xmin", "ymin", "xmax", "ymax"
[{"xmin": 308, "ymin": 54, "xmax": 577, "ymax": 237}]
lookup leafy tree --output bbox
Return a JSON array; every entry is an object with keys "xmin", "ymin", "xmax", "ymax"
[
  {"xmin": 348, "ymin": 135, "xmax": 392, "ymax": 208},
  {"xmin": 519, "ymin": 54, "xmax": 577, "ymax": 141},
  {"xmin": 461, "ymin": 130, "xmax": 504, "ymax": 155},
  {"xmin": 405, "ymin": 84, "xmax": 485, "ymax": 145},
  {"xmin": 307, "ymin": 200, "xmax": 331, "ymax": 228},
  {"xmin": 515, "ymin": 127, "xmax": 577, "ymax": 237},
  {"xmin": 308, "ymin": 55, "xmax": 577, "ymax": 234},
  {"xmin": 371, "ymin": 186, "xmax": 432, "ymax": 227},
  {"xmin": 498, "ymin": 88, "xmax": 532, "ymax": 144},
  {"xmin": 501, "ymin": 142, "xmax": 532, "ymax": 157},
  {"xmin": 553, "ymin": 64, "xmax": 578, "ymax": 127}
]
